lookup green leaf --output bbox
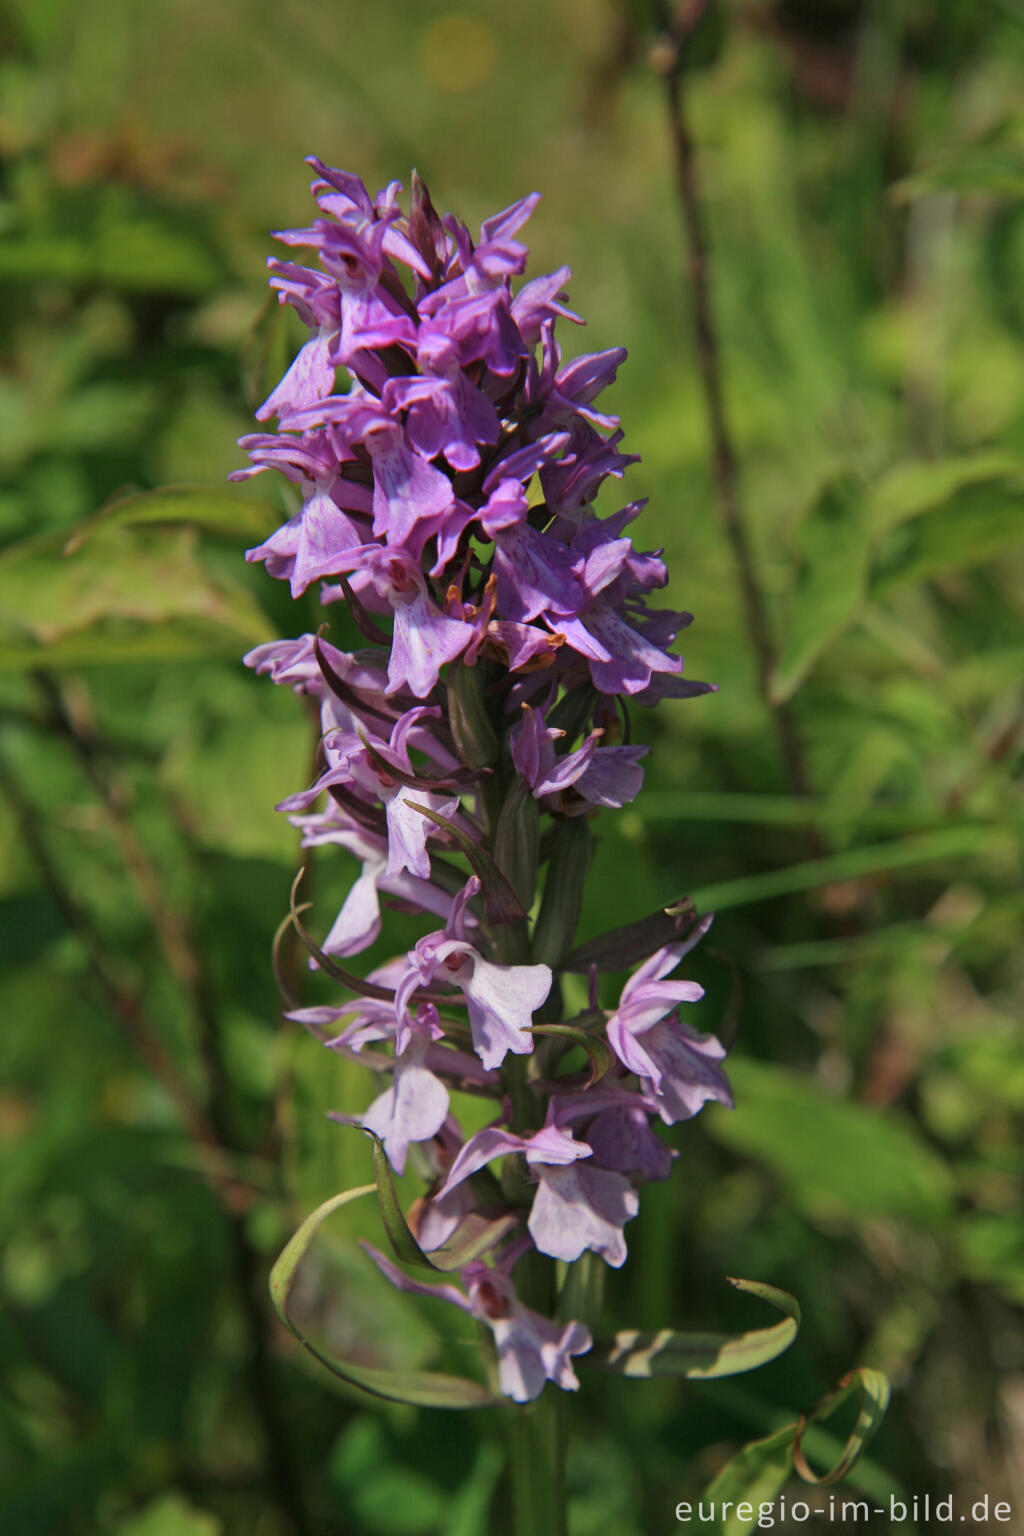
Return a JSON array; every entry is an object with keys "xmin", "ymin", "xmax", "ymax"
[
  {"xmin": 687, "ymin": 824, "xmax": 1009, "ymax": 914},
  {"xmin": 770, "ymin": 455, "xmax": 1024, "ymax": 700},
  {"xmin": 772, "ymin": 474, "xmax": 870, "ymax": 704},
  {"xmin": 702, "ymin": 1424, "xmax": 799, "ymax": 1535},
  {"xmin": 269, "ymin": 1185, "xmax": 501, "ymax": 1410},
  {"xmin": 892, "ymin": 135, "xmax": 1024, "ymax": 200},
  {"xmin": 794, "ymin": 1369, "xmax": 891, "ymax": 1486},
  {"xmin": 365, "ymin": 1129, "xmax": 440, "ymax": 1272},
  {"xmin": 870, "ymin": 469, "xmax": 1024, "ymax": 595},
  {"xmin": 62, "ymin": 485, "xmax": 279, "ymax": 555},
  {"xmin": 426, "ymin": 1211, "xmax": 522, "ymax": 1273},
  {"xmin": 363, "ymin": 1131, "xmax": 518, "ymax": 1273},
  {"xmin": 563, "ymin": 897, "xmax": 699, "ymax": 973},
  {"xmin": 0, "ymin": 525, "xmax": 273, "ymax": 670},
  {"xmin": 407, "ymin": 802, "xmax": 527, "ymax": 925},
  {"xmin": 586, "ymin": 1277, "xmax": 800, "ymax": 1379},
  {"xmin": 711, "ymin": 1059, "xmax": 954, "ymax": 1225}
]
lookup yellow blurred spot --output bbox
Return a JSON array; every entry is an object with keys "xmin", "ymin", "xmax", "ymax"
[{"xmin": 420, "ymin": 14, "xmax": 497, "ymax": 94}]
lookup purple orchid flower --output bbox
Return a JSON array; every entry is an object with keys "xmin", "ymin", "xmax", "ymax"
[
  {"xmin": 437, "ymin": 1119, "xmax": 639, "ymax": 1268},
  {"xmin": 606, "ymin": 924, "xmax": 734, "ymax": 1124},
  {"xmin": 395, "ymin": 877, "xmax": 552, "ymax": 1068},
  {"xmin": 510, "ymin": 704, "xmax": 648, "ymax": 811},
  {"xmin": 363, "ymin": 1243, "xmax": 592, "ymax": 1403},
  {"xmin": 241, "ymin": 162, "xmax": 726, "ymax": 1410}
]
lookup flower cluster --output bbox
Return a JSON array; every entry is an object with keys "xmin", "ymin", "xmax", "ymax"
[{"xmin": 240, "ymin": 161, "xmax": 732, "ymax": 1403}]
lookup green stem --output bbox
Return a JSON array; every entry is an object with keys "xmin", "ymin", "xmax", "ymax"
[{"xmin": 507, "ymin": 1389, "xmax": 568, "ymax": 1536}]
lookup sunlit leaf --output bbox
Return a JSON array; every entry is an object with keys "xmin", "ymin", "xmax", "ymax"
[
  {"xmin": 701, "ymin": 1424, "xmax": 799, "ymax": 1535},
  {"xmin": 63, "ymin": 485, "xmax": 278, "ymax": 555},
  {"xmin": 270, "ymin": 1185, "xmax": 501, "ymax": 1409},
  {"xmin": 772, "ymin": 474, "xmax": 869, "ymax": 704},
  {"xmin": 871, "ymin": 469, "xmax": 1024, "ymax": 595},
  {"xmin": 114, "ymin": 1493, "xmax": 222, "ymax": 1536},
  {"xmin": 688, "ymin": 825, "xmax": 1010, "ymax": 914},
  {"xmin": 793, "ymin": 1369, "xmax": 891, "ymax": 1485},
  {"xmin": 586, "ymin": 1277, "xmax": 799, "ymax": 1379},
  {"xmin": 711, "ymin": 1060, "xmax": 954, "ymax": 1225},
  {"xmin": 771, "ymin": 455, "xmax": 1024, "ymax": 700},
  {"xmin": 407, "ymin": 801, "xmax": 527, "ymax": 925},
  {"xmin": 0, "ymin": 526, "xmax": 273, "ymax": 669}
]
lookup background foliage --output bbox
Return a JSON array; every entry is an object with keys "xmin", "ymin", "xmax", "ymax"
[{"xmin": 1, "ymin": 0, "xmax": 1022, "ymax": 1531}]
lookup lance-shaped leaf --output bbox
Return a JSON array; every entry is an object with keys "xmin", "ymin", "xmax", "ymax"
[
  {"xmin": 563, "ymin": 897, "xmax": 698, "ymax": 973},
  {"xmin": 314, "ymin": 627, "xmax": 398, "ymax": 725},
  {"xmin": 270, "ymin": 1184, "xmax": 501, "ymax": 1409},
  {"xmin": 271, "ymin": 905, "xmax": 305, "ymax": 1011},
  {"xmin": 793, "ymin": 1369, "xmax": 891, "ymax": 1486},
  {"xmin": 363, "ymin": 1129, "xmax": 518, "ymax": 1274},
  {"xmin": 339, "ymin": 573, "xmax": 392, "ymax": 646},
  {"xmin": 360, "ymin": 734, "xmax": 480, "ymax": 793},
  {"xmin": 62, "ymin": 485, "xmax": 279, "ymax": 556},
  {"xmin": 528, "ymin": 1023, "xmax": 614, "ymax": 1089},
  {"xmin": 586, "ymin": 1278, "xmax": 800, "ymax": 1380},
  {"xmin": 366, "ymin": 1128, "xmax": 441, "ymax": 1271},
  {"xmin": 289, "ymin": 870, "xmax": 397, "ymax": 1002},
  {"xmin": 288, "ymin": 870, "xmax": 454, "ymax": 1005},
  {"xmin": 702, "ymin": 1424, "xmax": 800, "ymax": 1535},
  {"xmin": 771, "ymin": 474, "xmax": 870, "ymax": 705},
  {"xmin": 0, "ymin": 525, "xmax": 274, "ymax": 671},
  {"xmin": 426, "ymin": 1211, "xmax": 522, "ymax": 1273},
  {"xmin": 407, "ymin": 802, "xmax": 526, "ymax": 925}
]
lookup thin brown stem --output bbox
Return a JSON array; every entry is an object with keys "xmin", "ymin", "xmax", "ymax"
[{"xmin": 650, "ymin": 4, "xmax": 818, "ymax": 812}]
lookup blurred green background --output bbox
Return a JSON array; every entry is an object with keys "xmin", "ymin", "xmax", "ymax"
[{"xmin": 1, "ymin": 0, "xmax": 1023, "ymax": 1531}]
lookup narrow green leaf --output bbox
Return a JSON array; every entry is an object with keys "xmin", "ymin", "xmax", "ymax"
[
  {"xmin": 270, "ymin": 1184, "xmax": 376, "ymax": 1319},
  {"xmin": 702, "ymin": 1424, "xmax": 799, "ymax": 1535},
  {"xmin": 712, "ymin": 1059, "xmax": 953, "ymax": 1225},
  {"xmin": 287, "ymin": 870, "xmax": 401, "ymax": 1002},
  {"xmin": 772, "ymin": 474, "xmax": 870, "ymax": 704},
  {"xmin": 870, "ymin": 470, "xmax": 1024, "ymax": 595},
  {"xmin": 586, "ymin": 1277, "xmax": 800, "ymax": 1379},
  {"xmin": 269, "ymin": 1185, "xmax": 501, "ymax": 1410},
  {"xmin": 563, "ymin": 897, "xmax": 698, "ymax": 973},
  {"xmin": 688, "ymin": 825, "xmax": 1009, "ymax": 914},
  {"xmin": 794, "ymin": 1369, "xmax": 891, "ymax": 1486},
  {"xmin": 531, "ymin": 815, "xmax": 591, "ymax": 967},
  {"xmin": 365, "ymin": 1129, "xmax": 440, "ymax": 1271},
  {"xmin": 770, "ymin": 455, "xmax": 1024, "ymax": 700},
  {"xmin": 892, "ymin": 136, "xmax": 1024, "ymax": 200},
  {"xmin": 407, "ymin": 802, "xmax": 527, "ymax": 925},
  {"xmin": 0, "ymin": 526, "xmax": 273, "ymax": 670},
  {"xmin": 426, "ymin": 1212, "xmax": 522, "ymax": 1273},
  {"xmin": 62, "ymin": 485, "xmax": 279, "ymax": 555},
  {"xmin": 637, "ymin": 791, "xmax": 950, "ymax": 834}
]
